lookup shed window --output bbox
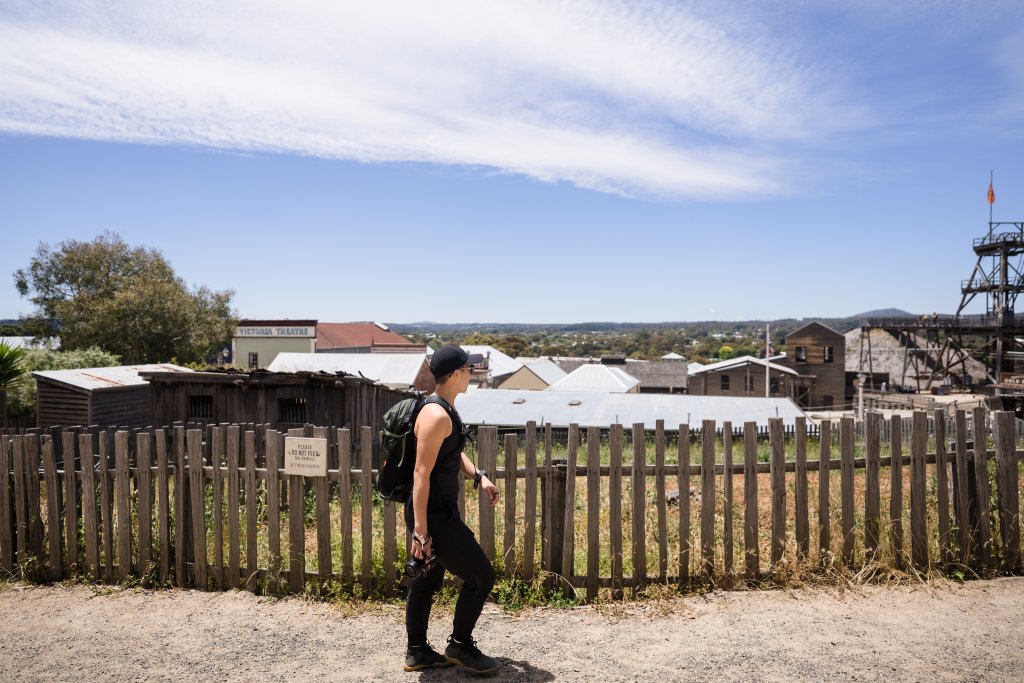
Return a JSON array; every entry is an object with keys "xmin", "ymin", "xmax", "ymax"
[
  {"xmin": 795, "ymin": 346, "xmax": 807, "ymax": 363},
  {"xmin": 248, "ymin": 352, "xmax": 259, "ymax": 369},
  {"xmin": 279, "ymin": 397, "xmax": 307, "ymax": 424},
  {"xmin": 188, "ymin": 395, "xmax": 214, "ymax": 420},
  {"xmin": 824, "ymin": 346, "xmax": 834, "ymax": 363},
  {"xmin": 721, "ymin": 375, "xmax": 730, "ymax": 391},
  {"xmin": 769, "ymin": 377, "xmax": 780, "ymax": 396}
]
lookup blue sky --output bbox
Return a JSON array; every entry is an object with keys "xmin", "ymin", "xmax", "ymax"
[{"xmin": 2, "ymin": 1, "xmax": 1024, "ymax": 324}]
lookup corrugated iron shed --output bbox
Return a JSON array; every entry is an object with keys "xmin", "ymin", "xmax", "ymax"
[
  {"xmin": 31, "ymin": 363, "xmax": 193, "ymax": 428},
  {"xmin": 32, "ymin": 363, "xmax": 193, "ymax": 392},
  {"xmin": 454, "ymin": 389, "xmax": 805, "ymax": 429}
]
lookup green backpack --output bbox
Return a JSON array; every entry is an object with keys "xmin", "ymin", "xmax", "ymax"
[{"xmin": 374, "ymin": 396, "xmax": 427, "ymax": 502}]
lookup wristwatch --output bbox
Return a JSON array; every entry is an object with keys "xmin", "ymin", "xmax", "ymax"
[{"xmin": 473, "ymin": 469, "xmax": 489, "ymax": 490}]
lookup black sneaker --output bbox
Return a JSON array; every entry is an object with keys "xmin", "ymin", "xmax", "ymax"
[
  {"xmin": 444, "ymin": 636, "xmax": 500, "ymax": 674},
  {"xmin": 404, "ymin": 642, "xmax": 450, "ymax": 672}
]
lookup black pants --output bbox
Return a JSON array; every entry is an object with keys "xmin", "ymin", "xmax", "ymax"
[{"xmin": 404, "ymin": 499, "xmax": 496, "ymax": 647}]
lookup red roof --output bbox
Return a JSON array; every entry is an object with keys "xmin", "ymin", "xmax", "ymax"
[{"xmin": 315, "ymin": 322, "xmax": 419, "ymax": 350}]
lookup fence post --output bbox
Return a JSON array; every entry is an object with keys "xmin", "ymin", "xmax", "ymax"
[
  {"xmin": 910, "ymin": 411, "xmax": 929, "ymax": 570},
  {"xmin": 678, "ymin": 424, "xmax": 691, "ymax": 587},
  {"xmin": 864, "ymin": 412, "xmax": 881, "ymax": 564},
  {"xmin": 818, "ymin": 421, "xmax": 832, "ymax": 563},
  {"xmin": 523, "ymin": 421, "xmax": 538, "ymax": 583},
  {"xmin": 840, "ymin": 417, "xmax": 856, "ymax": 567},
  {"xmin": 971, "ymin": 407, "xmax": 993, "ymax": 573},
  {"xmin": 994, "ymin": 411, "xmax": 1021, "ymax": 573},
  {"xmin": 586, "ymin": 427, "xmax": 600, "ymax": 601},
  {"xmin": 933, "ymin": 408, "xmax": 952, "ymax": 570},
  {"xmin": 187, "ymin": 429, "xmax": 207, "ymax": 590},
  {"xmin": 722, "ymin": 421, "xmax": 734, "ymax": 574},
  {"xmin": 743, "ymin": 421, "xmax": 759, "ymax": 580},
  {"xmin": 700, "ymin": 420, "xmax": 715, "ymax": 577},
  {"xmin": 889, "ymin": 415, "xmax": 904, "ymax": 570},
  {"xmin": 631, "ymin": 423, "xmax": 647, "ymax": 593},
  {"xmin": 609, "ymin": 424, "xmax": 624, "ymax": 598},
  {"xmin": 504, "ymin": 433, "xmax": 519, "ymax": 579},
  {"xmin": 794, "ymin": 417, "xmax": 809, "ymax": 561},
  {"xmin": 769, "ymin": 418, "xmax": 786, "ymax": 570},
  {"xmin": 541, "ymin": 458, "xmax": 568, "ymax": 590}
]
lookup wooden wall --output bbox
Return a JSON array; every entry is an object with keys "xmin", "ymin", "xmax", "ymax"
[
  {"xmin": 783, "ymin": 324, "xmax": 846, "ymax": 410},
  {"xmin": 147, "ymin": 373, "xmax": 411, "ymax": 434}
]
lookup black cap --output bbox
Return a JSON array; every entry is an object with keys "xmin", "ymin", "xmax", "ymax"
[{"xmin": 429, "ymin": 345, "xmax": 484, "ymax": 379}]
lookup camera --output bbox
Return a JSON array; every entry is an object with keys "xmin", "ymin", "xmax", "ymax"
[{"xmin": 405, "ymin": 550, "xmax": 437, "ymax": 579}]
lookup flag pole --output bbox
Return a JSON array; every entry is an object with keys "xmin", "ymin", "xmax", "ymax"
[
  {"xmin": 765, "ymin": 323, "xmax": 770, "ymax": 398},
  {"xmin": 988, "ymin": 170, "xmax": 995, "ymax": 235}
]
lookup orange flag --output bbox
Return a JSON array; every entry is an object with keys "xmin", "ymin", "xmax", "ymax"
[{"xmin": 988, "ymin": 180, "xmax": 996, "ymax": 205}]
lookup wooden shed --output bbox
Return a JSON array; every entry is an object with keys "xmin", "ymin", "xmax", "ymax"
[
  {"xmin": 32, "ymin": 364, "xmax": 193, "ymax": 428},
  {"xmin": 141, "ymin": 369, "xmax": 413, "ymax": 432}
]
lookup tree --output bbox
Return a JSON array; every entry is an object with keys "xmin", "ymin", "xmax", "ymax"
[
  {"xmin": 14, "ymin": 232, "xmax": 236, "ymax": 364},
  {"xmin": 494, "ymin": 335, "xmax": 528, "ymax": 359},
  {"xmin": 0, "ymin": 339, "xmax": 26, "ymax": 428}
]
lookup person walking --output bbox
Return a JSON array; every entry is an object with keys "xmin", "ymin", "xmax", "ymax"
[{"xmin": 403, "ymin": 345, "xmax": 501, "ymax": 674}]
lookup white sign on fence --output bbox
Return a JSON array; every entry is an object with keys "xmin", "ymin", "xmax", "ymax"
[{"xmin": 284, "ymin": 437, "xmax": 328, "ymax": 477}]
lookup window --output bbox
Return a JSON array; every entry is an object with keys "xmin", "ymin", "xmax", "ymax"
[
  {"xmin": 744, "ymin": 375, "xmax": 754, "ymax": 392},
  {"xmin": 823, "ymin": 395, "xmax": 834, "ymax": 409},
  {"xmin": 248, "ymin": 352, "xmax": 259, "ymax": 369},
  {"xmin": 824, "ymin": 346, "xmax": 834, "ymax": 363},
  {"xmin": 278, "ymin": 397, "xmax": 307, "ymax": 424},
  {"xmin": 721, "ymin": 374, "xmax": 730, "ymax": 391},
  {"xmin": 769, "ymin": 377, "xmax": 780, "ymax": 396},
  {"xmin": 795, "ymin": 346, "xmax": 807, "ymax": 363},
  {"xmin": 188, "ymin": 395, "xmax": 214, "ymax": 420}
]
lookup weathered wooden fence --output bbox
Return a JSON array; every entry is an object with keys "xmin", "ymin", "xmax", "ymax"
[{"xmin": 0, "ymin": 409, "xmax": 1020, "ymax": 601}]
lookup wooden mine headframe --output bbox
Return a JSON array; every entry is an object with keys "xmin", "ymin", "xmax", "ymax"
[{"xmin": 859, "ymin": 221, "xmax": 1024, "ymax": 393}]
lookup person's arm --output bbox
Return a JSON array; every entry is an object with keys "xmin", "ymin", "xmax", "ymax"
[
  {"xmin": 411, "ymin": 404, "xmax": 447, "ymax": 559},
  {"xmin": 460, "ymin": 452, "xmax": 499, "ymax": 507}
]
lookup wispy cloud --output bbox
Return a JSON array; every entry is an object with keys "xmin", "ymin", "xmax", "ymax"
[{"xmin": 0, "ymin": 1, "xmax": 865, "ymax": 197}]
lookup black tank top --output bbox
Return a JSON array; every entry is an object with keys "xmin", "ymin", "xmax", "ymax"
[{"xmin": 419, "ymin": 395, "xmax": 465, "ymax": 507}]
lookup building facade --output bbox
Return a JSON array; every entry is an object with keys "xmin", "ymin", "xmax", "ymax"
[
  {"xmin": 232, "ymin": 320, "xmax": 317, "ymax": 370},
  {"xmin": 778, "ymin": 322, "xmax": 847, "ymax": 409}
]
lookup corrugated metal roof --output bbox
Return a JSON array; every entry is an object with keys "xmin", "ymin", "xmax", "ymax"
[
  {"xmin": 689, "ymin": 355, "xmax": 798, "ymax": 376},
  {"xmin": 454, "ymin": 389, "xmax": 806, "ymax": 428},
  {"xmin": 315, "ymin": 322, "xmax": 420, "ymax": 350},
  {"xmin": 548, "ymin": 364, "xmax": 640, "ymax": 393},
  {"xmin": 33, "ymin": 364, "xmax": 193, "ymax": 391},
  {"xmin": 461, "ymin": 345, "xmax": 523, "ymax": 378},
  {"xmin": 525, "ymin": 359, "xmax": 567, "ymax": 386},
  {"xmin": 267, "ymin": 352, "xmax": 426, "ymax": 387},
  {"xmin": 661, "ymin": 352, "xmax": 685, "ymax": 360}
]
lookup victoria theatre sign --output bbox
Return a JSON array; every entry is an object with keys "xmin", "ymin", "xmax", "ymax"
[{"xmin": 234, "ymin": 326, "xmax": 315, "ymax": 338}]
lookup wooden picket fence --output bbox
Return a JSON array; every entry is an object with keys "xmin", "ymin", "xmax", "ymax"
[{"xmin": 0, "ymin": 409, "xmax": 1021, "ymax": 601}]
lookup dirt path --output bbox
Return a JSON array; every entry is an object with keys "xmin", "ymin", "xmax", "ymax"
[{"xmin": 1, "ymin": 578, "xmax": 1022, "ymax": 682}]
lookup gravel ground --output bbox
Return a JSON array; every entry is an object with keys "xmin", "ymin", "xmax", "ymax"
[{"xmin": 1, "ymin": 578, "xmax": 1022, "ymax": 682}]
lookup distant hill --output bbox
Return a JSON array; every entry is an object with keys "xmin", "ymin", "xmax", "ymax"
[{"xmin": 852, "ymin": 308, "xmax": 914, "ymax": 318}]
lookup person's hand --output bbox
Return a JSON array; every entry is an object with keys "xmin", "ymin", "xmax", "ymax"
[
  {"xmin": 482, "ymin": 478, "xmax": 499, "ymax": 507},
  {"xmin": 412, "ymin": 531, "xmax": 432, "ymax": 559}
]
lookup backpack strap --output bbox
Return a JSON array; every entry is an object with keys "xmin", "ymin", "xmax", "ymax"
[{"xmin": 423, "ymin": 395, "xmax": 464, "ymax": 438}]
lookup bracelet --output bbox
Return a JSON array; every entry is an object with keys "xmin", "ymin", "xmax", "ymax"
[
  {"xmin": 412, "ymin": 531, "xmax": 430, "ymax": 546},
  {"xmin": 473, "ymin": 469, "xmax": 489, "ymax": 490}
]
